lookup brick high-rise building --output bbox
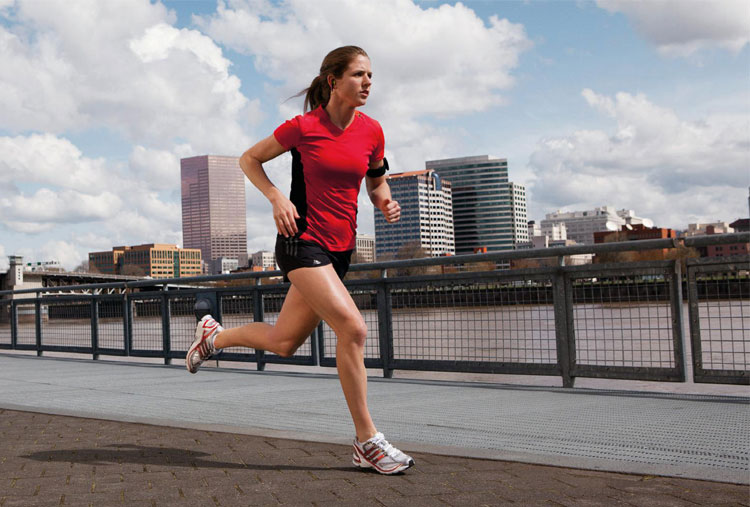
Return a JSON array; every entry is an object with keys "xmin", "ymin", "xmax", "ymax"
[{"xmin": 181, "ymin": 155, "xmax": 248, "ymax": 267}]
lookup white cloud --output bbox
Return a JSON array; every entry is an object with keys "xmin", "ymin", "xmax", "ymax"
[
  {"xmin": 0, "ymin": 133, "xmax": 183, "ymax": 264},
  {"xmin": 1, "ymin": 188, "xmax": 121, "ymax": 224},
  {"xmin": 129, "ymin": 145, "xmax": 182, "ymax": 191},
  {"xmin": 196, "ymin": 0, "xmax": 530, "ymax": 169},
  {"xmin": 38, "ymin": 240, "xmax": 82, "ymax": 270},
  {"xmin": 527, "ymin": 89, "xmax": 749, "ymax": 228},
  {"xmin": 597, "ymin": 0, "xmax": 750, "ymax": 57},
  {"xmin": 0, "ymin": 0, "xmax": 253, "ymax": 154},
  {"xmin": 0, "ymin": 134, "xmax": 111, "ymax": 191}
]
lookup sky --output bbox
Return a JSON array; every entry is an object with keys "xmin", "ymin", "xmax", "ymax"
[{"xmin": 0, "ymin": 0, "xmax": 748, "ymax": 270}]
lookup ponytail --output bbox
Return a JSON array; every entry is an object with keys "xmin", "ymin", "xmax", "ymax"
[
  {"xmin": 294, "ymin": 46, "xmax": 369, "ymax": 113},
  {"xmin": 302, "ymin": 75, "xmax": 331, "ymax": 113}
]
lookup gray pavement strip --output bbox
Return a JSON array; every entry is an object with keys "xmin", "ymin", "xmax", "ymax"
[{"xmin": 0, "ymin": 353, "xmax": 747, "ymax": 485}]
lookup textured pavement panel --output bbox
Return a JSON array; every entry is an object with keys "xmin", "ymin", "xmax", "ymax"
[
  {"xmin": 1, "ymin": 410, "xmax": 748, "ymax": 507},
  {"xmin": 0, "ymin": 354, "xmax": 748, "ymax": 486}
]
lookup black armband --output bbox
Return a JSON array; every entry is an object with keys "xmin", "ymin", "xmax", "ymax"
[{"xmin": 366, "ymin": 157, "xmax": 389, "ymax": 178}]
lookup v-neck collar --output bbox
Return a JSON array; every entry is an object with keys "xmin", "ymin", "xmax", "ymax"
[{"xmin": 318, "ymin": 106, "xmax": 359, "ymax": 135}]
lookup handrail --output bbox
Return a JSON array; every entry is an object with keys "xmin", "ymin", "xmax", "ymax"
[{"xmin": 0, "ymin": 232, "xmax": 746, "ymax": 297}]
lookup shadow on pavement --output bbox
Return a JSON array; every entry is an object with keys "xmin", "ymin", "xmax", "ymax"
[{"xmin": 21, "ymin": 443, "xmax": 359, "ymax": 473}]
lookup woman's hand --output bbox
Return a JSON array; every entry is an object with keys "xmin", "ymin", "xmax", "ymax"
[
  {"xmin": 269, "ymin": 188, "xmax": 300, "ymax": 237},
  {"xmin": 380, "ymin": 199, "xmax": 401, "ymax": 223}
]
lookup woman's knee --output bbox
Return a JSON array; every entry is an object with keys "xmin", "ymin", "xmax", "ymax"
[
  {"xmin": 275, "ymin": 341, "xmax": 299, "ymax": 358},
  {"xmin": 268, "ymin": 330, "xmax": 305, "ymax": 358},
  {"xmin": 336, "ymin": 317, "xmax": 368, "ymax": 347}
]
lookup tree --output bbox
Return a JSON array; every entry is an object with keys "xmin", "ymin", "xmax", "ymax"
[
  {"xmin": 73, "ymin": 260, "xmax": 90, "ymax": 273},
  {"xmin": 394, "ymin": 241, "xmax": 434, "ymax": 277}
]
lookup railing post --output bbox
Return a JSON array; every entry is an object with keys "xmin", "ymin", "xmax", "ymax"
[
  {"xmin": 686, "ymin": 260, "xmax": 702, "ymax": 382},
  {"xmin": 91, "ymin": 298, "xmax": 99, "ymax": 360},
  {"xmin": 10, "ymin": 301, "xmax": 17, "ymax": 349},
  {"xmin": 378, "ymin": 269, "xmax": 394, "ymax": 378},
  {"xmin": 161, "ymin": 284, "xmax": 171, "ymax": 365},
  {"xmin": 553, "ymin": 268, "xmax": 574, "ymax": 388},
  {"xmin": 35, "ymin": 296, "xmax": 42, "ymax": 357},
  {"xmin": 254, "ymin": 278, "xmax": 265, "ymax": 371},
  {"xmin": 669, "ymin": 260, "xmax": 687, "ymax": 381},
  {"xmin": 124, "ymin": 293, "xmax": 132, "ymax": 357}
]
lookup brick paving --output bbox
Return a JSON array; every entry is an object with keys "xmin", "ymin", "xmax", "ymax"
[{"xmin": 0, "ymin": 410, "xmax": 747, "ymax": 506}]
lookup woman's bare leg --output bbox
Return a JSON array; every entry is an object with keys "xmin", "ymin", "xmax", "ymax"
[
  {"xmin": 213, "ymin": 285, "xmax": 319, "ymax": 357},
  {"xmin": 287, "ymin": 266, "xmax": 377, "ymax": 442}
]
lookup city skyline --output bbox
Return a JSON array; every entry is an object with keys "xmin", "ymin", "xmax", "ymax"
[{"xmin": 0, "ymin": 0, "xmax": 748, "ymax": 270}]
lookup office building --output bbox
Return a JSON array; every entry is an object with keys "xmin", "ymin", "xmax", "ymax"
[
  {"xmin": 210, "ymin": 257, "xmax": 239, "ymax": 274},
  {"xmin": 425, "ymin": 155, "xmax": 526, "ymax": 254},
  {"xmin": 375, "ymin": 169, "xmax": 455, "ymax": 259},
  {"xmin": 251, "ymin": 250, "xmax": 277, "ymax": 271},
  {"xmin": 354, "ymin": 234, "xmax": 376, "ymax": 263},
  {"xmin": 685, "ymin": 222, "xmax": 735, "ymax": 237},
  {"xmin": 541, "ymin": 206, "xmax": 653, "ymax": 245},
  {"xmin": 509, "ymin": 182, "xmax": 529, "ymax": 245},
  {"xmin": 181, "ymin": 155, "xmax": 248, "ymax": 266},
  {"xmin": 89, "ymin": 244, "xmax": 201, "ymax": 278}
]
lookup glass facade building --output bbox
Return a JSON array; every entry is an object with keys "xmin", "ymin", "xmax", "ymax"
[
  {"xmin": 375, "ymin": 170, "xmax": 455, "ymax": 259},
  {"xmin": 181, "ymin": 155, "xmax": 248, "ymax": 267},
  {"xmin": 426, "ymin": 155, "xmax": 527, "ymax": 255}
]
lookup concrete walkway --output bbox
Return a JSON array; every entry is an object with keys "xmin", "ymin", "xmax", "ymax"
[{"xmin": 0, "ymin": 354, "xmax": 747, "ymax": 488}]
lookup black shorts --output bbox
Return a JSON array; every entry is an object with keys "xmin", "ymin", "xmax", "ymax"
[{"xmin": 275, "ymin": 235, "xmax": 353, "ymax": 281}]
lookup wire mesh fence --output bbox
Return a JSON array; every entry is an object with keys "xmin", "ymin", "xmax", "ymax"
[
  {"xmin": 390, "ymin": 277, "xmax": 557, "ymax": 365},
  {"xmin": 129, "ymin": 296, "xmax": 163, "ymax": 352},
  {"xmin": 41, "ymin": 299, "xmax": 92, "ymax": 350},
  {"xmin": 0, "ymin": 234, "xmax": 746, "ymax": 386},
  {"xmin": 0, "ymin": 302, "xmax": 10, "ymax": 346},
  {"xmin": 97, "ymin": 297, "xmax": 126, "ymax": 352},
  {"xmin": 15, "ymin": 301, "xmax": 36, "ymax": 347},
  {"xmin": 689, "ymin": 260, "xmax": 749, "ymax": 382},
  {"xmin": 168, "ymin": 294, "xmax": 198, "ymax": 353},
  {"xmin": 571, "ymin": 273, "xmax": 676, "ymax": 369}
]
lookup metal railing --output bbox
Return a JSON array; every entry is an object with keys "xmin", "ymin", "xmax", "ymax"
[{"xmin": 1, "ymin": 233, "xmax": 747, "ymax": 387}]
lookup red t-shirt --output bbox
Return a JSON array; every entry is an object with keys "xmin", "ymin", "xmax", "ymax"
[{"xmin": 273, "ymin": 106, "xmax": 384, "ymax": 252}]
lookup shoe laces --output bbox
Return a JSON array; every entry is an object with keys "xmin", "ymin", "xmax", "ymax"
[{"xmin": 369, "ymin": 434, "xmax": 402, "ymax": 460}]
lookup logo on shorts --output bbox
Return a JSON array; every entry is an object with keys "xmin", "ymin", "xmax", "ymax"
[{"xmin": 313, "ymin": 260, "xmax": 322, "ymax": 265}]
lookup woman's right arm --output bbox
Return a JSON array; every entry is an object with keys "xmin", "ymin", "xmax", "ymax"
[{"xmin": 239, "ymin": 135, "xmax": 300, "ymax": 238}]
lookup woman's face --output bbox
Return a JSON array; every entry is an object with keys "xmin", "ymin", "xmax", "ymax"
[{"xmin": 332, "ymin": 55, "xmax": 372, "ymax": 108}]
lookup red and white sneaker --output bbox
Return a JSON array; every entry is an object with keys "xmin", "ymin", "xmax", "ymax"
[
  {"xmin": 186, "ymin": 315, "xmax": 223, "ymax": 374},
  {"xmin": 352, "ymin": 432, "xmax": 415, "ymax": 474}
]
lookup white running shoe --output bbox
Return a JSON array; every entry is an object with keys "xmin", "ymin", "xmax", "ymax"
[
  {"xmin": 186, "ymin": 315, "xmax": 223, "ymax": 374},
  {"xmin": 352, "ymin": 432, "xmax": 415, "ymax": 474}
]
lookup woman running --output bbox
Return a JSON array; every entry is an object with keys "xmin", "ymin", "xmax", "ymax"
[{"xmin": 186, "ymin": 46, "xmax": 414, "ymax": 475}]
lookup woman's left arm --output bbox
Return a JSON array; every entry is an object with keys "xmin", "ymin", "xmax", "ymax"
[{"xmin": 366, "ymin": 160, "xmax": 400, "ymax": 223}]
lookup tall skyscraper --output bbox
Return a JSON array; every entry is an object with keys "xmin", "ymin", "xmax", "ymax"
[
  {"xmin": 425, "ymin": 155, "xmax": 527, "ymax": 254},
  {"xmin": 181, "ymin": 155, "xmax": 248, "ymax": 267},
  {"xmin": 509, "ymin": 182, "xmax": 529, "ymax": 246},
  {"xmin": 375, "ymin": 170, "xmax": 455, "ymax": 259}
]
